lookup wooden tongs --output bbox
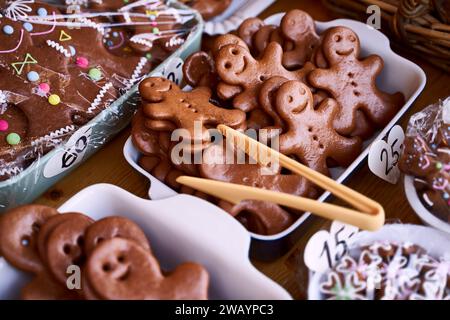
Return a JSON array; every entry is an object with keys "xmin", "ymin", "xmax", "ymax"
[{"xmin": 176, "ymin": 125, "xmax": 385, "ymax": 231}]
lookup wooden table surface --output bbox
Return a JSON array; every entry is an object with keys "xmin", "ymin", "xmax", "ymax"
[{"xmin": 34, "ymin": 1, "xmax": 450, "ymax": 299}]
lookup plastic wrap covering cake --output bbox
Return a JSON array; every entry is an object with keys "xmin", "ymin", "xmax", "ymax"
[{"xmin": 0, "ymin": 0, "xmax": 196, "ymax": 181}]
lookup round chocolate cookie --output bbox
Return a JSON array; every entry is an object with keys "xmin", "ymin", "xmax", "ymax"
[{"xmin": 0, "ymin": 205, "xmax": 58, "ymax": 273}]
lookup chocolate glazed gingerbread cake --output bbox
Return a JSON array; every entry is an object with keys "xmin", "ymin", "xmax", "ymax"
[
  {"xmin": 0, "ymin": 0, "xmax": 194, "ymax": 181},
  {"xmin": 132, "ymin": 9, "xmax": 405, "ymax": 236}
]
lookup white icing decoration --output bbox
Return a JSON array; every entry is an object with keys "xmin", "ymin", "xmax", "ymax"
[
  {"xmin": 123, "ymin": 57, "xmax": 148, "ymax": 91},
  {"xmin": 4, "ymin": 0, "xmax": 34, "ymax": 21},
  {"xmin": 31, "ymin": 125, "xmax": 76, "ymax": 146},
  {"xmin": 46, "ymin": 40, "xmax": 72, "ymax": 58},
  {"xmin": 0, "ymin": 91, "xmax": 7, "ymax": 105},
  {"xmin": 320, "ymin": 272, "xmax": 367, "ymax": 300},
  {"xmin": 130, "ymin": 33, "xmax": 156, "ymax": 49},
  {"xmin": 320, "ymin": 241, "xmax": 450, "ymax": 300},
  {"xmin": 0, "ymin": 166, "xmax": 23, "ymax": 177},
  {"xmin": 410, "ymin": 281, "xmax": 450, "ymax": 300},
  {"xmin": 165, "ymin": 35, "xmax": 184, "ymax": 48},
  {"xmin": 87, "ymin": 82, "xmax": 113, "ymax": 113},
  {"xmin": 78, "ymin": 17, "xmax": 105, "ymax": 35}
]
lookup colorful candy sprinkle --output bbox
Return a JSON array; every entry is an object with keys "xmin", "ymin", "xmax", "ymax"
[
  {"xmin": 27, "ymin": 71, "xmax": 39, "ymax": 82},
  {"xmin": 0, "ymin": 119, "xmax": 8, "ymax": 132},
  {"xmin": 3, "ymin": 25, "xmax": 13, "ymax": 35},
  {"xmin": 37, "ymin": 7, "xmax": 47, "ymax": 17},
  {"xmin": 23, "ymin": 22, "xmax": 33, "ymax": 32},
  {"xmin": 152, "ymin": 27, "xmax": 160, "ymax": 34},
  {"xmin": 88, "ymin": 68, "xmax": 102, "ymax": 81},
  {"xmin": 145, "ymin": 53, "xmax": 152, "ymax": 60},
  {"xmin": 76, "ymin": 57, "xmax": 89, "ymax": 68},
  {"xmin": 436, "ymin": 162, "xmax": 443, "ymax": 170},
  {"xmin": 6, "ymin": 133, "xmax": 20, "ymax": 145},
  {"xmin": 38, "ymin": 83, "xmax": 50, "ymax": 93},
  {"xmin": 48, "ymin": 94, "xmax": 60, "ymax": 105}
]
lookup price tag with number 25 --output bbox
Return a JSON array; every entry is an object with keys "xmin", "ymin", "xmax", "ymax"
[{"xmin": 304, "ymin": 221, "xmax": 359, "ymax": 273}]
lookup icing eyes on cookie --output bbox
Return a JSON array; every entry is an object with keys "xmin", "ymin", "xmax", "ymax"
[
  {"xmin": 3, "ymin": 25, "xmax": 14, "ymax": 35},
  {"xmin": 23, "ymin": 22, "xmax": 33, "ymax": 32},
  {"xmin": 37, "ymin": 7, "xmax": 47, "ymax": 17}
]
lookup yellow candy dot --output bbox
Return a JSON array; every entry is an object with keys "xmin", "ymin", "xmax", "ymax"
[{"xmin": 48, "ymin": 94, "xmax": 60, "ymax": 105}]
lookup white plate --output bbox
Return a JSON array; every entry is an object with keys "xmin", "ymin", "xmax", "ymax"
[
  {"xmin": 308, "ymin": 224, "xmax": 450, "ymax": 300},
  {"xmin": 124, "ymin": 15, "xmax": 426, "ymax": 246},
  {"xmin": 404, "ymin": 175, "xmax": 450, "ymax": 234},
  {"xmin": 0, "ymin": 183, "xmax": 291, "ymax": 300}
]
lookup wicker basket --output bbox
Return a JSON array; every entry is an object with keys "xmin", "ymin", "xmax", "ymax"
[{"xmin": 323, "ymin": 0, "xmax": 450, "ymax": 72}]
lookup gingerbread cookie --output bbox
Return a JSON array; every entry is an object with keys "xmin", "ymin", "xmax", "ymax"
[
  {"xmin": 21, "ymin": 272, "xmax": 80, "ymax": 300},
  {"xmin": 139, "ymin": 77, "xmax": 246, "ymax": 143},
  {"xmin": 84, "ymin": 216, "xmax": 151, "ymax": 255},
  {"xmin": 86, "ymin": 238, "xmax": 209, "ymax": 299},
  {"xmin": 215, "ymin": 41, "xmax": 315, "ymax": 112},
  {"xmin": 183, "ymin": 51, "xmax": 217, "ymax": 88},
  {"xmin": 237, "ymin": 18, "xmax": 265, "ymax": 51},
  {"xmin": 45, "ymin": 214, "xmax": 93, "ymax": 284},
  {"xmin": 273, "ymin": 80, "xmax": 362, "ymax": 175},
  {"xmin": 0, "ymin": 204, "xmax": 58, "ymax": 273},
  {"xmin": 308, "ymin": 26, "xmax": 404, "ymax": 135},
  {"xmin": 37, "ymin": 212, "xmax": 92, "ymax": 264},
  {"xmin": 199, "ymin": 142, "xmax": 317, "ymax": 235},
  {"xmin": 279, "ymin": 9, "xmax": 320, "ymax": 69}
]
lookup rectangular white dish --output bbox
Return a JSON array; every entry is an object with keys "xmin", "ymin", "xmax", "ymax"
[
  {"xmin": 124, "ymin": 14, "xmax": 426, "ymax": 260},
  {"xmin": 0, "ymin": 183, "xmax": 291, "ymax": 300}
]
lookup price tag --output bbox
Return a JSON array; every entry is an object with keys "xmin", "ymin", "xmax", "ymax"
[
  {"xmin": 304, "ymin": 221, "xmax": 359, "ymax": 273},
  {"xmin": 43, "ymin": 125, "xmax": 92, "ymax": 178},
  {"xmin": 368, "ymin": 125, "xmax": 405, "ymax": 184},
  {"xmin": 161, "ymin": 56, "xmax": 184, "ymax": 86}
]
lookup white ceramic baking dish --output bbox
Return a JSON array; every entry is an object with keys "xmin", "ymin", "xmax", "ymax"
[
  {"xmin": 124, "ymin": 13, "xmax": 426, "ymax": 260},
  {"xmin": 0, "ymin": 183, "xmax": 291, "ymax": 300}
]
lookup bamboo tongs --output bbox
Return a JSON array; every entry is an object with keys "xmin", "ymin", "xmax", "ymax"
[{"xmin": 176, "ymin": 125, "xmax": 385, "ymax": 231}]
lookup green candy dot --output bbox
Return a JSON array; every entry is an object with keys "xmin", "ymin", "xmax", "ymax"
[
  {"xmin": 145, "ymin": 53, "xmax": 152, "ymax": 60},
  {"xmin": 88, "ymin": 68, "xmax": 102, "ymax": 81},
  {"xmin": 6, "ymin": 133, "xmax": 21, "ymax": 145},
  {"xmin": 152, "ymin": 27, "xmax": 160, "ymax": 34},
  {"xmin": 436, "ymin": 162, "xmax": 443, "ymax": 170}
]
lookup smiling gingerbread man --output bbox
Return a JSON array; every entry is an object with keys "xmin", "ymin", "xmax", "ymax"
[{"xmin": 309, "ymin": 26, "xmax": 404, "ymax": 135}]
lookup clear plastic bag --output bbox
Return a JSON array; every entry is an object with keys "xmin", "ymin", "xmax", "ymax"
[{"xmin": 399, "ymin": 96, "xmax": 450, "ymax": 222}]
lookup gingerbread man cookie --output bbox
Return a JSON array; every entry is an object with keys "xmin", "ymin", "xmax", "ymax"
[
  {"xmin": 86, "ymin": 238, "xmax": 209, "ymax": 300},
  {"xmin": 274, "ymin": 80, "xmax": 362, "ymax": 176},
  {"xmin": 0, "ymin": 204, "xmax": 58, "ymax": 273},
  {"xmin": 215, "ymin": 41, "xmax": 315, "ymax": 112},
  {"xmin": 139, "ymin": 77, "xmax": 246, "ymax": 143},
  {"xmin": 308, "ymin": 27, "xmax": 404, "ymax": 135},
  {"xmin": 279, "ymin": 9, "xmax": 320, "ymax": 69}
]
